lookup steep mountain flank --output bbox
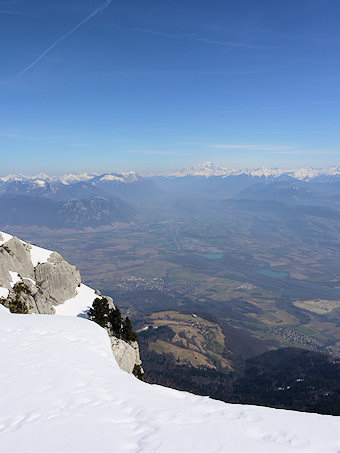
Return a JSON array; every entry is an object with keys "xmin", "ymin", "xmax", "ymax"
[{"xmin": 0, "ymin": 195, "xmax": 134, "ymax": 228}]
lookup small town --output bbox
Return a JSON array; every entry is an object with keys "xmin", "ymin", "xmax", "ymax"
[
  {"xmin": 272, "ymin": 327, "xmax": 338, "ymax": 356},
  {"xmin": 110, "ymin": 276, "xmax": 199, "ymax": 298}
]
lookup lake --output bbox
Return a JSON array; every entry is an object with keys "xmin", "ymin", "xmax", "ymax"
[
  {"xmin": 200, "ymin": 253, "xmax": 224, "ymax": 260},
  {"xmin": 258, "ymin": 269, "xmax": 289, "ymax": 278}
]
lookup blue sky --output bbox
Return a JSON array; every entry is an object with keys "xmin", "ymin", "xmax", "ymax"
[{"xmin": 1, "ymin": 0, "xmax": 340, "ymax": 175}]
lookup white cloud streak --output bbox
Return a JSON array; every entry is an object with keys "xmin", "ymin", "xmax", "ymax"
[
  {"xmin": 0, "ymin": 9, "xmax": 37, "ymax": 17},
  {"xmin": 134, "ymin": 28, "xmax": 280, "ymax": 50},
  {"xmin": 16, "ymin": 0, "xmax": 112, "ymax": 77},
  {"xmin": 211, "ymin": 144, "xmax": 296, "ymax": 151},
  {"xmin": 183, "ymin": 143, "xmax": 296, "ymax": 151},
  {"xmin": 128, "ymin": 149, "xmax": 189, "ymax": 156}
]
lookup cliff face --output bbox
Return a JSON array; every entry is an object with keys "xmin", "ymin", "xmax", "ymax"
[
  {"xmin": 0, "ymin": 231, "xmax": 142, "ymax": 375},
  {"xmin": 110, "ymin": 337, "xmax": 142, "ymax": 374},
  {"xmin": 0, "ymin": 235, "xmax": 81, "ymax": 314}
]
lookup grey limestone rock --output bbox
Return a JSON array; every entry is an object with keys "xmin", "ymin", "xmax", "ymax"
[
  {"xmin": 0, "ymin": 237, "xmax": 80, "ymax": 313},
  {"xmin": 31, "ymin": 291, "xmax": 56, "ymax": 314},
  {"xmin": 34, "ymin": 252, "xmax": 81, "ymax": 305},
  {"xmin": 0, "ymin": 237, "xmax": 34, "ymax": 290},
  {"xmin": 105, "ymin": 296, "xmax": 115, "ymax": 309},
  {"xmin": 110, "ymin": 336, "xmax": 143, "ymax": 374}
]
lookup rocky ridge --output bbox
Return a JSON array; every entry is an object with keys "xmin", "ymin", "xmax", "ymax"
[{"xmin": 0, "ymin": 231, "xmax": 142, "ymax": 375}]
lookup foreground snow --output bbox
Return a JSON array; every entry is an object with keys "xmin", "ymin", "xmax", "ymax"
[{"xmin": 0, "ymin": 310, "xmax": 338, "ymax": 453}]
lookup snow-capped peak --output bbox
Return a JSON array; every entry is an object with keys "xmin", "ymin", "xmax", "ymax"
[
  {"xmin": 33, "ymin": 179, "xmax": 46, "ymax": 187},
  {"xmin": 0, "ymin": 173, "xmax": 54, "ymax": 183},
  {"xmin": 0, "ymin": 173, "xmax": 29, "ymax": 183},
  {"xmin": 98, "ymin": 172, "xmax": 139, "ymax": 183},
  {"xmin": 167, "ymin": 163, "xmax": 340, "ymax": 180},
  {"xmin": 170, "ymin": 161, "xmax": 238, "ymax": 177},
  {"xmin": 99, "ymin": 174, "xmax": 125, "ymax": 182},
  {"xmin": 0, "ymin": 171, "xmax": 142, "ymax": 186},
  {"xmin": 33, "ymin": 173, "xmax": 53, "ymax": 181},
  {"xmin": 60, "ymin": 172, "xmax": 100, "ymax": 185}
]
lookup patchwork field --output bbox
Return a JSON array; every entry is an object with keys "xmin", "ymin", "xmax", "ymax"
[{"xmin": 143, "ymin": 311, "xmax": 231, "ymax": 369}]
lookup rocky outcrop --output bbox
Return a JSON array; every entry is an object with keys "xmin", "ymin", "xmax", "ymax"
[
  {"xmin": 110, "ymin": 337, "xmax": 143, "ymax": 374},
  {"xmin": 0, "ymin": 237, "xmax": 54, "ymax": 313},
  {"xmin": 10, "ymin": 279, "xmax": 55, "ymax": 315},
  {"xmin": 0, "ymin": 237, "xmax": 34, "ymax": 289},
  {"xmin": 0, "ymin": 232, "xmax": 143, "ymax": 376},
  {"xmin": 35, "ymin": 252, "xmax": 81, "ymax": 305},
  {"xmin": 0, "ymin": 236, "xmax": 80, "ymax": 314}
]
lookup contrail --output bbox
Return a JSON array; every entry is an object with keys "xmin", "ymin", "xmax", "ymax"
[{"xmin": 16, "ymin": 0, "xmax": 112, "ymax": 77}]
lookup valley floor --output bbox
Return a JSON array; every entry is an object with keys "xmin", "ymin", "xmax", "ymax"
[{"xmin": 0, "ymin": 306, "xmax": 338, "ymax": 453}]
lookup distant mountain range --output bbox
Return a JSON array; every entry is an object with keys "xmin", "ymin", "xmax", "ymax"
[
  {"xmin": 2, "ymin": 163, "xmax": 340, "ymax": 229},
  {"xmin": 2, "ymin": 162, "xmax": 340, "ymax": 184},
  {"xmin": 0, "ymin": 171, "xmax": 140, "ymax": 185},
  {"xmin": 167, "ymin": 161, "xmax": 340, "ymax": 180}
]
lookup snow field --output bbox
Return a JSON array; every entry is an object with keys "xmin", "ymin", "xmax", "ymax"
[
  {"xmin": 29, "ymin": 243, "xmax": 53, "ymax": 267},
  {"xmin": 0, "ymin": 232, "xmax": 13, "ymax": 245},
  {"xmin": 9, "ymin": 271, "xmax": 21, "ymax": 287},
  {"xmin": 0, "ymin": 311, "xmax": 338, "ymax": 453},
  {"xmin": 54, "ymin": 283, "xmax": 99, "ymax": 317},
  {"xmin": 0, "ymin": 287, "xmax": 9, "ymax": 298}
]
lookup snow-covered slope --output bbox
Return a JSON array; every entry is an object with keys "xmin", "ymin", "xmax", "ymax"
[
  {"xmin": 54, "ymin": 283, "xmax": 99, "ymax": 317},
  {"xmin": 0, "ymin": 308, "xmax": 338, "ymax": 453}
]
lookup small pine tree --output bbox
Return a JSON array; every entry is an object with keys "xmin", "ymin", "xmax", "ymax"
[
  {"xmin": 3, "ymin": 282, "xmax": 30, "ymax": 314},
  {"xmin": 8, "ymin": 292, "xmax": 28, "ymax": 314},
  {"xmin": 108, "ymin": 305, "xmax": 123, "ymax": 337},
  {"xmin": 89, "ymin": 299, "xmax": 138, "ymax": 345},
  {"xmin": 13, "ymin": 282, "xmax": 30, "ymax": 295},
  {"xmin": 122, "ymin": 316, "xmax": 138, "ymax": 342},
  {"xmin": 88, "ymin": 297, "xmax": 110, "ymax": 328},
  {"xmin": 132, "ymin": 364, "xmax": 145, "ymax": 381}
]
